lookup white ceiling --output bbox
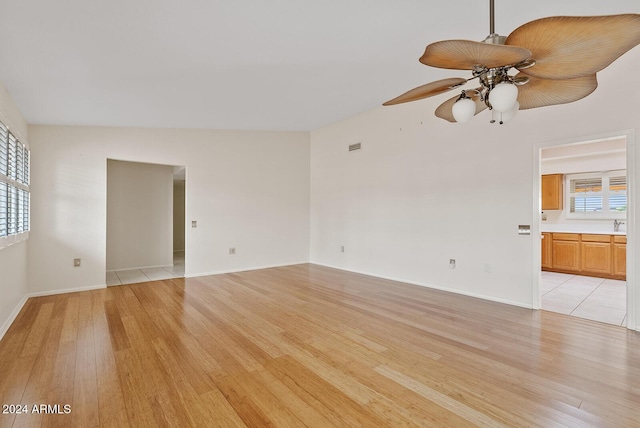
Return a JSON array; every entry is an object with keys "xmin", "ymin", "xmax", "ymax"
[{"xmin": 1, "ymin": 0, "xmax": 639, "ymax": 131}]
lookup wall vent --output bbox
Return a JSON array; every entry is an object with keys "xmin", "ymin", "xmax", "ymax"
[{"xmin": 348, "ymin": 142, "xmax": 362, "ymax": 152}]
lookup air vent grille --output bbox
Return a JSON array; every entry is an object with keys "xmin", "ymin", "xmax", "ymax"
[{"xmin": 348, "ymin": 143, "xmax": 362, "ymax": 152}]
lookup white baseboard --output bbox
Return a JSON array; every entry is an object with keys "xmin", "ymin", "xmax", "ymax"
[
  {"xmin": 309, "ymin": 262, "xmax": 533, "ymax": 309},
  {"xmin": 0, "ymin": 294, "xmax": 29, "ymax": 342},
  {"xmin": 106, "ymin": 264, "xmax": 173, "ymax": 272},
  {"xmin": 28, "ymin": 283, "xmax": 107, "ymax": 298},
  {"xmin": 0, "ymin": 284, "xmax": 107, "ymax": 343},
  {"xmin": 185, "ymin": 261, "xmax": 309, "ymax": 279}
]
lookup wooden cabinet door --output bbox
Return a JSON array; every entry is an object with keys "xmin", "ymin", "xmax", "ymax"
[
  {"xmin": 581, "ymin": 242, "xmax": 612, "ymax": 275},
  {"xmin": 542, "ymin": 174, "xmax": 563, "ymax": 210},
  {"xmin": 541, "ymin": 233, "xmax": 552, "ymax": 269},
  {"xmin": 552, "ymin": 240, "xmax": 580, "ymax": 272},
  {"xmin": 613, "ymin": 243, "xmax": 626, "ymax": 278}
]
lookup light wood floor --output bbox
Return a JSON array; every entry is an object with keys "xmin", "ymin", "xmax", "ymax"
[{"xmin": 1, "ymin": 264, "xmax": 639, "ymax": 427}]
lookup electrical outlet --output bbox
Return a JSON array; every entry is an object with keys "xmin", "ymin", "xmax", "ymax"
[
  {"xmin": 229, "ymin": 248, "xmax": 236, "ymax": 255},
  {"xmin": 74, "ymin": 258, "xmax": 81, "ymax": 267},
  {"xmin": 484, "ymin": 263, "xmax": 491, "ymax": 273},
  {"xmin": 449, "ymin": 259, "xmax": 455, "ymax": 269},
  {"xmin": 192, "ymin": 220, "xmax": 198, "ymax": 228}
]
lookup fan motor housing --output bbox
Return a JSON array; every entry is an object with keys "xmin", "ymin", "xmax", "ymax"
[{"xmin": 482, "ymin": 33, "xmax": 507, "ymax": 45}]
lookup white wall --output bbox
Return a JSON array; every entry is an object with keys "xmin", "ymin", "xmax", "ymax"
[
  {"xmin": 107, "ymin": 159, "xmax": 174, "ymax": 271},
  {"xmin": 27, "ymin": 126, "xmax": 310, "ymax": 294},
  {"xmin": 310, "ymin": 48, "xmax": 640, "ymax": 329},
  {"xmin": 0, "ymin": 82, "xmax": 29, "ymax": 338}
]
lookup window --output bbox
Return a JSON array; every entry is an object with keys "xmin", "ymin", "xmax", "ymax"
[
  {"xmin": 566, "ymin": 170, "xmax": 626, "ymax": 219},
  {"xmin": 0, "ymin": 119, "xmax": 30, "ymax": 248}
]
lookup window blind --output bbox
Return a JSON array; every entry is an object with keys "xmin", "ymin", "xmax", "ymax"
[
  {"xmin": 567, "ymin": 171, "xmax": 626, "ymax": 217},
  {"xmin": 609, "ymin": 175, "xmax": 627, "ymax": 212},
  {"xmin": 569, "ymin": 176, "xmax": 602, "ymax": 213},
  {"xmin": 0, "ymin": 122, "xmax": 7, "ymax": 176},
  {"xmin": 0, "ymin": 118, "xmax": 30, "ymax": 247},
  {"xmin": 0, "ymin": 182, "xmax": 6, "ymax": 238}
]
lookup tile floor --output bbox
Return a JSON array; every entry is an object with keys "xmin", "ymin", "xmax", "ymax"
[
  {"xmin": 106, "ymin": 251, "xmax": 185, "ymax": 286},
  {"xmin": 541, "ymin": 271, "xmax": 627, "ymax": 326}
]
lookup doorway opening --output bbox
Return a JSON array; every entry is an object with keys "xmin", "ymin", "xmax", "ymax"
[
  {"xmin": 105, "ymin": 159, "xmax": 186, "ymax": 285},
  {"xmin": 535, "ymin": 133, "xmax": 633, "ymax": 327}
]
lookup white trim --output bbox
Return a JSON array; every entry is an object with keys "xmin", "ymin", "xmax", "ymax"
[
  {"xmin": 0, "ymin": 284, "xmax": 107, "ymax": 342},
  {"xmin": 0, "ymin": 106, "xmax": 27, "ymax": 146},
  {"xmin": 185, "ymin": 261, "xmax": 309, "ymax": 278},
  {"xmin": 0, "ymin": 231, "xmax": 29, "ymax": 250},
  {"xmin": 309, "ymin": 262, "xmax": 533, "ymax": 309},
  {"xmin": 625, "ymin": 131, "xmax": 636, "ymax": 329},
  {"xmin": 107, "ymin": 264, "xmax": 173, "ymax": 273},
  {"xmin": 28, "ymin": 283, "xmax": 107, "ymax": 298},
  {"xmin": 532, "ymin": 145, "xmax": 542, "ymax": 310},
  {"xmin": 0, "ymin": 294, "xmax": 29, "ymax": 342},
  {"xmin": 533, "ymin": 129, "xmax": 636, "ymax": 330}
]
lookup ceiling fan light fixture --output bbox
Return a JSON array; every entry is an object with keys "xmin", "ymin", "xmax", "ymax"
[
  {"xmin": 383, "ymin": 0, "xmax": 640, "ymax": 126},
  {"xmin": 499, "ymin": 101, "xmax": 520, "ymax": 124},
  {"xmin": 489, "ymin": 82, "xmax": 518, "ymax": 112},
  {"xmin": 451, "ymin": 97, "xmax": 476, "ymax": 124}
]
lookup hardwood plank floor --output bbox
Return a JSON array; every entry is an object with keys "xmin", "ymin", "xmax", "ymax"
[{"xmin": 1, "ymin": 263, "xmax": 639, "ymax": 427}]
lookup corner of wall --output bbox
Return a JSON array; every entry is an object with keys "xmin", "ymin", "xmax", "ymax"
[
  {"xmin": 0, "ymin": 294, "xmax": 29, "ymax": 342},
  {"xmin": 0, "ymin": 80, "xmax": 30, "ymax": 343}
]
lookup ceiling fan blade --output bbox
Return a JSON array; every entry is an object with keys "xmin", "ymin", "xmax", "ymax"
[
  {"xmin": 382, "ymin": 78, "xmax": 467, "ymax": 106},
  {"xmin": 506, "ymin": 14, "xmax": 640, "ymax": 79},
  {"xmin": 420, "ymin": 40, "xmax": 531, "ymax": 70},
  {"xmin": 517, "ymin": 73, "xmax": 598, "ymax": 110},
  {"xmin": 435, "ymin": 89, "xmax": 487, "ymax": 122}
]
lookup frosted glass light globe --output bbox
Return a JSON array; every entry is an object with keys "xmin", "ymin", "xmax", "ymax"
[
  {"xmin": 500, "ymin": 101, "xmax": 520, "ymax": 124},
  {"xmin": 451, "ymin": 98, "xmax": 476, "ymax": 124},
  {"xmin": 489, "ymin": 82, "xmax": 518, "ymax": 112}
]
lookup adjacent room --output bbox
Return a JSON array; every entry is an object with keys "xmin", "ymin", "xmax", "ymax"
[
  {"xmin": 540, "ymin": 137, "xmax": 628, "ymax": 326},
  {"xmin": 1, "ymin": 0, "xmax": 639, "ymax": 426}
]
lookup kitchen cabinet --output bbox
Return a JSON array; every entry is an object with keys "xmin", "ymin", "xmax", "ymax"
[
  {"xmin": 552, "ymin": 233, "xmax": 580, "ymax": 272},
  {"xmin": 542, "ymin": 232, "xmax": 626, "ymax": 280},
  {"xmin": 541, "ymin": 174, "xmax": 563, "ymax": 210},
  {"xmin": 581, "ymin": 234, "xmax": 612, "ymax": 275},
  {"xmin": 613, "ymin": 235, "xmax": 627, "ymax": 277},
  {"xmin": 541, "ymin": 232, "xmax": 552, "ymax": 269}
]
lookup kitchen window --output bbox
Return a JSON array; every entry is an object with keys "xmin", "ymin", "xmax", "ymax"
[
  {"xmin": 0, "ymin": 119, "xmax": 30, "ymax": 249},
  {"xmin": 565, "ymin": 170, "xmax": 626, "ymax": 219}
]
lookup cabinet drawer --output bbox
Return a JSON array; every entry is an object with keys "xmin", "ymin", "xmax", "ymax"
[
  {"xmin": 582, "ymin": 234, "xmax": 611, "ymax": 243},
  {"xmin": 552, "ymin": 233, "xmax": 580, "ymax": 241},
  {"xmin": 614, "ymin": 235, "xmax": 627, "ymax": 244}
]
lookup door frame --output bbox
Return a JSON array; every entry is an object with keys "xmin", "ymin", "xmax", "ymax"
[
  {"xmin": 531, "ymin": 129, "xmax": 636, "ymax": 330},
  {"xmin": 105, "ymin": 158, "xmax": 188, "ymax": 282}
]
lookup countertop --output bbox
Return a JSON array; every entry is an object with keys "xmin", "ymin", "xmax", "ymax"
[{"xmin": 541, "ymin": 229, "xmax": 626, "ymax": 236}]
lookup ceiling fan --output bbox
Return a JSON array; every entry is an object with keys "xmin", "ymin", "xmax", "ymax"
[{"xmin": 383, "ymin": 0, "xmax": 640, "ymax": 124}]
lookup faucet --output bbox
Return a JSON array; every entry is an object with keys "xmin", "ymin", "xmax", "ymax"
[{"xmin": 614, "ymin": 219, "xmax": 625, "ymax": 232}]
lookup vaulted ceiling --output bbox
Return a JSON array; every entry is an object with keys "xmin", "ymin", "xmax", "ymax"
[{"xmin": 1, "ymin": 0, "xmax": 639, "ymax": 131}]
